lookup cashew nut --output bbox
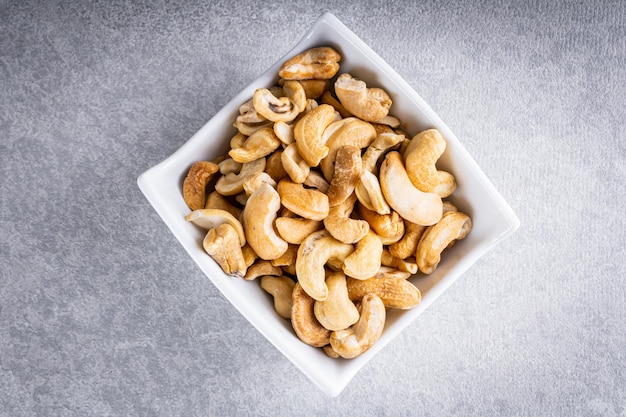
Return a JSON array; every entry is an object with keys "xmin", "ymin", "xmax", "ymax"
[
  {"xmin": 293, "ymin": 103, "xmax": 336, "ymax": 167},
  {"xmin": 326, "ymin": 145, "xmax": 362, "ymax": 207},
  {"xmin": 416, "ymin": 211, "xmax": 472, "ymax": 274},
  {"xmin": 357, "ymin": 204, "xmax": 406, "ymax": 245},
  {"xmin": 404, "ymin": 129, "xmax": 456, "ymax": 198},
  {"xmin": 278, "ymin": 46, "xmax": 341, "ymax": 80},
  {"xmin": 261, "ymin": 275, "xmax": 296, "ymax": 319},
  {"xmin": 323, "ymin": 193, "xmax": 369, "ymax": 244},
  {"xmin": 277, "ymin": 179, "xmax": 329, "ymax": 221},
  {"xmin": 218, "ymin": 158, "xmax": 242, "ymax": 175},
  {"xmin": 313, "ymin": 271, "xmax": 360, "ymax": 331},
  {"xmin": 291, "ymin": 282, "xmax": 331, "ymax": 347},
  {"xmin": 228, "ymin": 127, "xmax": 281, "ymax": 163},
  {"xmin": 273, "ymin": 121, "xmax": 294, "ymax": 146},
  {"xmin": 342, "ymin": 230, "xmax": 383, "ymax": 280},
  {"xmin": 253, "ymin": 88, "xmax": 300, "ymax": 123},
  {"xmin": 354, "ymin": 169, "xmax": 391, "ymax": 215},
  {"xmin": 329, "ymin": 293, "xmax": 386, "ymax": 359},
  {"xmin": 275, "ymin": 216, "xmax": 324, "ymax": 244},
  {"xmin": 298, "ymin": 79, "xmax": 329, "ymax": 99},
  {"xmin": 204, "ymin": 191, "xmax": 242, "ymax": 219},
  {"xmin": 183, "ymin": 161, "xmax": 219, "ymax": 210},
  {"xmin": 320, "ymin": 90, "xmax": 352, "ymax": 118},
  {"xmin": 334, "ymin": 73, "xmax": 392, "ymax": 123},
  {"xmin": 361, "ymin": 131, "xmax": 405, "ymax": 174},
  {"xmin": 388, "ymin": 220, "xmax": 427, "ymax": 259},
  {"xmin": 281, "ymin": 80, "xmax": 307, "ymax": 113},
  {"xmin": 242, "ymin": 183, "xmax": 288, "ymax": 260},
  {"xmin": 244, "ymin": 259, "xmax": 282, "ymax": 281},
  {"xmin": 379, "ymin": 151, "xmax": 443, "ymax": 226},
  {"xmin": 185, "ymin": 208, "xmax": 246, "ymax": 247},
  {"xmin": 280, "ymin": 143, "xmax": 310, "ymax": 184},
  {"xmin": 381, "ymin": 249, "xmax": 418, "ymax": 274},
  {"xmin": 242, "ymin": 172, "xmax": 277, "ymax": 196},
  {"xmin": 302, "ymin": 170, "xmax": 330, "ymax": 193},
  {"xmin": 346, "ymin": 276, "xmax": 421, "ymax": 310},
  {"xmin": 215, "ymin": 157, "xmax": 266, "ymax": 196},
  {"xmin": 264, "ymin": 149, "xmax": 288, "ymax": 183},
  {"xmin": 202, "ymin": 223, "xmax": 247, "ymax": 278},
  {"xmin": 295, "ymin": 230, "xmax": 354, "ymax": 301}
]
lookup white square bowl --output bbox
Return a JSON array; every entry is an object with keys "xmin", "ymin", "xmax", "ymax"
[{"xmin": 137, "ymin": 12, "xmax": 520, "ymax": 397}]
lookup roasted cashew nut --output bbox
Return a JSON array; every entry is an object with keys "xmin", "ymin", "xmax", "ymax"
[
  {"xmin": 202, "ymin": 223, "xmax": 247, "ymax": 278},
  {"xmin": 357, "ymin": 204, "xmax": 405, "ymax": 245},
  {"xmin": 346, "ymin": 276, "xmax": 421, "ymax": 310},
  {"xmin": 416, "ymin": 211, "xmax": 472, "ymax": 274},
  {"xmin": 215, "ymin": 157, "xmax": 266, "ymax": 196},
  {"xmin": 313, "ymin": 271, "xmax": 359, "ymax": 331},
  {"xmin": 334, "ymin": 73, "xmax": 392, "ymax": 123},
  {"xmin": 295, "ymin": 230, "xmax": 354, "ymax": 301},
  {"xmin": 228, "ymin": 127, "xmax": 281, "ymax": 163},
  {"xmin": 278, "ymin": 46, "xmax": 341, "ymax": 80},
  {"xmin": 281, "ymin": 143, "xmax": 310, "ymax": 184},
  {"xmin": 293, "ymin": 103, "xmax": 336, "ymax": 167},
  {"xmin": 342, "ymin": 230, "xmax": 383, "ymax": 280},
  {"xmin": 183, "ymin": 161, "xmax": 219, "ymax": 210},
  {"xmin": 277, "ymin": 179, "xmax": 329, "ymax": 221},
  {"xmin": 275, "ymin": 216, "xmax": 324, "ymax": 245},
  {"xmin": 242, "ymin": 183, "xmax": 288, "ymax": 260},
  {"xmin": 302, "ymin": 170, "xmax": 330, "ymax": 193},
  {"xmin": 204, "ymin": 191, "xmax": 242, "ymax": 219},
  {"xmin": 355, "ymin": 169, "xmax": 391, "ymax": 215},
  {"xmin": 388, "ymin": 220, "xmax": 427, "ymax": 260},
  {"xmin": 264, "ymin": 150, "xmax": 288, "ymax": 183},
  {"xmin": 185, "ymin": 208, "xmax": 246, "ymax": 247},
  {"xmin": 261, "ymin": 275, "xmax": 296, "ymax": 319},
  {"xmin": 379, "ymin": 151, "xmax": 443, "ymax": 226},
  {"xmin": 381, "ymin": 249, "xmax": 418, "ymax": 274},
  {"xmin": 253, "ymin": 88, "xmax": 300, "ymax": 123},
  {"xmin": 329, "ymin": 293, "xmax": 386, "ymax": 359},
  {"xmin": 361, "ymin": 131, "xmax": 405, "ymax": 174},
  {"xmin": 323, "ymin": 193, "xmax": 369, "ymax": 244},
  {"xmin": 244, "ymin": 259, "xmax": 282, "ymax": 281},
  {"xmin": 404, "ymin": 129, "xmax": 456, "ymax": 198},
  {"xmin": 326, "ymin": 145, "xmax": 362, "ymax": 207},
  {"xmin": 242, "ymin": 172, "xmax": 277, "ymax": 196},
  {"xmin": 291, "ymin": 282, "xmax": 331, "ymax": 347}
]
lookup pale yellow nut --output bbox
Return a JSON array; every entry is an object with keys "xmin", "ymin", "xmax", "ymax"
[
  {"xmin": 346, "ymin": 277, "xmax": 421, "ymax": 310},
  {"xmin": 228, "ymin": 127, "xmax": 281, "ymax": 163},
  {"xmin": 237, "ymin": 99, "xmax": 267, "ymax": 124},
  {"xmin": 320, "ymin": 90, "xmax": 352, "ymax": 118},
  {"xmin": 404, "ymin": 129, "xmax": 457, "ymax": 198},
  {"xmin": 202, "ymin": 223, "xmax": 247, "ymax": 278},
  {"xmin": 204, "ymin": 191, "xmax": 242, "ymax": 219},
  {"xmin": 355, "ymin": 170, "xmax": 391, "ymax": 215},
  {"xmin": 291, "ymin": 282, "xmax": 331, "ymax": 347},
  {"xmin": 242, "ymin": 183, "xmax": 288, "ymax": 260},
  {"xmin": 244, "ymin": 259, "xmax": 282, "ymax": 281},
  {"xmin": 388, "ymin": 220, "xmax": 427, "ymax": 259},
  {"xmin": 282, "ymin": 80, "xmax": 307, "ymax": 113},
  {"xmin": 416, "ymin": 211, "xmax": 472, "ymax": 274},
  {"xmin": 342, "ymin": 230, "xmax": 383, "ymax": 280},
  {"xmin": 361, "ymin": 131, "xmax": 405, "ymax": 174},
  {"xmin": 302, "ymin": 170, "xmax": 330, "ymax": 193},
  {"xmin": 326, "ymin": 145, "xmax": 362, "ymax": 207},
  {"xmin": 329, "ymin": 293, "xmax": 386, "ymax": 359},
  {"xmin": 241, "ymin": 243, "xmax": 258, "ymax": 268},
  {"xmin": 277, "ymin": 179, "xmax": 329, "ymax": 221},
  {"xmin": 323, "ymin": 193, "xmax": 370, "ymax": 244},
  {"xmin": 357, "ymin": 204, "xmax": 405, "ymax": 245},
  {"xmin": 182, "ymin": 161, "xmax": 219, "ymax": 211},
  {"xmin": 215, "ymin": 157, "xmax": 266, "ymax": 196},
  {"xmin": 298, "ymin": 79, "xmax": 329, "ymax": 99},
  {"xmin": 281, "ymin": 143, "xmax": 310, "ymax": 184},
  {"xmin": 275, "ymin": 217, "xmax": 324, "ymax": 245},
  {"xmin": 218, "ymin": 158, "xmax": 242, "ymax": 176},
  {"xmin": 273, "ymin": 121, "xmax": 294, "ymax": 146},
  {"xmin": 379, "ymin": 151, "xmax": 443, "ymax": 226},
  {"xmin": 319, "ymin": 117, "xmax": 377, "ymax": 181},
  {"xmin": 293, "ymin": 103, "xmax": 336, "ymax": 167},
  {"xmin": 185, "ymin": 208, "xmax": 246, "ymax": 247},
  {"xmin": 261, "ymin": 275, "xmax": 296, "ymax": 319},
  {"xmin": 264, "ymin": 150, "xmax": 288, "ymax": 183},
  {"xmin": 381, "ymin": 249, "xmax": 418, "ymax": 274},
  {"xmin": 334, "ymin": 73, "xmax": 392, "ymax": 123},
  {"xmin": 233, "ymin": 117, "xmax": 273, "ymax": 136},
  {"xmin": 314, "ymin": 271, "xmax": 360, "ymax": 331},
  {"xmin": 323, "ymin": 345, "xmax": 340, "ymax": 358},
  {"xmin": 270, "ymin": 243, "xmax": 299, "ymax": 268},
  {"xmin": 295, "ymin": 230, "xmax": 354, "ymax": 301},
  {"xmin": 242, "ymin": 172, "xmax": 277, "ymax": 196},
  {"xmin": 278, "ymin": 46, "xmax": 341, "ymax": 80},
  {"xmin": 253, "ymin": 88, "xmax": 300, "ymax": 123}
]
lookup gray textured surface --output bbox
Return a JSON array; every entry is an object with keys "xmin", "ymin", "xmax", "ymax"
[{"xmin": 1, "ymin": 0, "xmax": 625, "ymax": 415}]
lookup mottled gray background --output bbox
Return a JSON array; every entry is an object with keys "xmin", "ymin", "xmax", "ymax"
[{"xmin": 1, "ymin": 0, "xmax": 625, "ymax": 416}]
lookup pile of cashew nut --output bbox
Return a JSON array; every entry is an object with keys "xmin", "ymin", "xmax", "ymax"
[{"xmin": 182, "ymin": 47, "xmax": 472, "ymax": 359}]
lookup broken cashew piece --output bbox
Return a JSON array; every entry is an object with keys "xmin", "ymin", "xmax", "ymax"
[
  {"xmin": 253, "ymin": 88, "xmax": 300, "ymax": 123},
  {"xmin": 202, "ymin": 223, "xmax": 247, "ymax": 278},
  {"xmin": 278, "ymin": 46, "xmax": 341, "ymax": 80},
  {"xmin": 416, "ymin": 211, "xmax": 472, "ymax": 274},
  {"xmin": 404, "ymin": 129, "xmax": 456, "ymax": 198},
  {"xmin": 314, "ymin": 271, "xmax": 360, "ymax": 331},
  {"xmin": 334, "ymin": 73, "xmax": 392, "ymax": 123},
  {"xmin": 183, "ymin": 161, "xmax": 219, "ymax": 210},
  {"xmin": 261, "ymin": 275, "xmax": 296, "ymax": 319},
  {"xmin": 242, "ymin": 183, "xmax": 288, "ymax": 260},
  {"xmin": 295, "ymin": 230, "xmax": 354, "ymax": 301},
  {"xmin": 388, "ymin": 220, "xmax": 427, "ymax": 259},
  {"xmin": 329, "ymin": 293, "xmax": 386, "ymax": 359},
  {"xmin": 379, "ymin": 151, "xmax": 443, "ymax": 226},
  {"xmin": 215, "ymin": 157, "xmax": 266, "ymax": 196},
  {"xmin": 291, "ymin": 282, "xmax": 331, "ymax": 347}
]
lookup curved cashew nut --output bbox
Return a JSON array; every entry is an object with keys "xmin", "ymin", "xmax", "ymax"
[
  {"xmin": 293, "ymin": 103, "xmax": 336, "ymax": 167},
  {"xmin": 388, "ymin": 220, "xmax": 427, "ymax": 260},
  {"xmin": 185, "ymin": 208, "xmax": 246, "ymax": 247},
  {"xmin": 361, "ymin": 131, "xmax": 405, "ymax": 174},
  {"xmin": 291, "ymin": 282, "xmax": 331, "ymax": 347},
  {"xmin": 261, "ymin": 275, "xmax": 296, "ymax": 319},
  {"xmin": 281, "ymin": 143, "xmax": 310, "ymax": 184},
  {"xmin": 404, "ymin": 129, "xmax": 457, "ymax": 198},
  {"xmin": 273, "ymin": 121, "xmax": 294, "ymax": 146},
  {"xmin": 334, "ymin": 73, "xmax": 392, "ymax": 123},
  {"xmin": 295, "ymin": 230, "xmax": 354, "ymax": 301},
  {"xmin": 277, "ymin": 179, "xmax": 329, "ymax": 221},
  {"xmin": 215, "ymin": 157, "xmax": 266, "ymax": 196},
  {"xmin": 357, "ymin": 204, "xmax": 406, "ymax": 245},
  {"xmin": 233, "ymin": 117, "xmax": 273, "ymax": 136},
  {"xmin": 204, "ymin": 191, "xmax": 242, "ymax": 219},
  {"xmin": 329, "ymin": 293, "xmax": 386, "ymax": 359},
  {"xmin": 228, "ymin": 127, "xmax": 281, "ymax": 163},
  {"xmin": 237, "ymin": 98, "xmax": 267, "ymax": 124},
  {"xmin": 355, "ymin": 170, "xmax": 391, "ymax": 215},
  {"xmin": 319, "ymin": 117, "xmax": 377, "ymax": 181},
  {"xmin": 183, "ymin": 161, "xmax": 219, "ymax": 210},
  {"xmin": 278, "ymin": 46, "xmax": 341, "ymax": 80},
  {"xmin": 264, "ymin": 150, "xmax": 288, "ymax": 183},
  {"xmin": 326, "ymin": 145, "xmax": 362, "ymax": 207},
  {"xmin": 242, "ymin": 183, "xmax": 288, "ymax": 260},
  {"xmin": 275, "ymin": 217, "xmax": 324, "ymax": 244},
  {"xmin": 379, "ymin": 151, "xmax": 443, "ymax": 226},
  {"xmin": 242, "ymin": 172, "xmax": 277, "ymax": 196},
  {"xmin": 298, "ymin": 79, "xmax": 329, "ymax": 99},
  {"xmin": 323, "ymin": 193, "xmax": 369, "ymax": 244},
  {"xmin": 281, "ymin": 80, "xmax": 307, "ymax": 113},
  {"xmin": 416, "ymin": 211, "xmax": 472, "ymax": 274},
  {"xmin": 346, "ymin": 276, "xmax": 421, "ymax": 309},
  {"xmin": 253, "ymin": 88, "xmax": 300, "ymax": 123},
  {"xmin": 313, "ymin": 271, "xmax": 360, "ymax": 331},
  {"xmin": 244, "ymin": 259, "xmax": 282, "ymax": 281},
  {"xmin": 218, "ymin": 158, "xmax": 242, "ymax": 176},
  {"xmin": 342, "ymin": 230, "xmax": 383, "ymax": 280},
  {"xmin": 302, "ymin": 170, "xmax": 330, "ymax": 193},
  {"xmin": 381, "ymin": 249, "xmax": 418, "ymax": 274},
  {"xmin": 202, "ymin": 223, "xmax": 247, "ymax": 278}
]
